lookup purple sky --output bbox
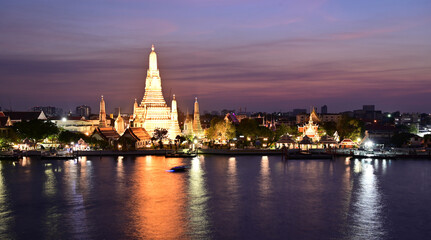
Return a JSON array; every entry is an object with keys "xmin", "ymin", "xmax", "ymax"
[{"xmin": 1, "ymin": 0, "xmax": 431, "ymax": 114}]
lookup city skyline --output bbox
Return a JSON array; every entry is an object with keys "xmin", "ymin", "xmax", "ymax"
[{"xmin": 1, "ymin": 0, "xmax": 431, "ymax": 113}]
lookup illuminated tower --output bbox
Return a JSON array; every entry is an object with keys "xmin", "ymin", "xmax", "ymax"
[
  {"xmin": 132, "ymin": 45, "xmax": 181, "ymax": 140},
  {"xmin": 99, "ymin": 95, "xmax": 107, "ymax": 127},
  {"xmin": 169, "ymin": 94, "xmax": 181, "ymax": 138},
  {"xmin": 133, "ymin": 98, "xmax": 138, "ymax": 118},
  {"xmin": 193, "ymin": 97, "xmax": 204, "ymax": 138},
  {"xmin": 115, "ymin": 108, "xmax": 125, "ymax": 134}
]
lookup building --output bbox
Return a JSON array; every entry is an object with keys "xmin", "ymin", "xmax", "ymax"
[
  {"xmin": 192, "ymin": 98, "xmax": 204, "ymax": 138},
  {"xmin": 76, "ymin": 105, "xmax": 91, "ymax": 118},
  {"xmin": 292, "ymin": 109, "xmax": 307, "ymax": 116},
  {"xmin": 99, "ymin": 96, "xmax": 107, "ymax": 127},
  {"xmin": 114, "ymin": 108, "xmax": 126, "ymax": 135},
  {"xmin": 130, "ymin": 45, "xmax": 181, "ymax": 140},
  {"xmin": 91, "ymin": 127, "xmax": 120, "ymax": 145},
  {"xmin": 0, "ymin": 111, "xmax": 12, "ymax": 136},
  {"xmin": 320, "ymin": 114, "xmax": 342, "ymax": 123},
  {"xmin": 119, "ymin": 127, "xmax": 151, "ymax": 149},
  {"xmin": 182, "ymin": 98, "xmax": 204, "ymax": 138},
  {"xmin": 298, "ymin": 110, "xmax": 320, "ymax": 142},
  {"xmin": 51, "ymin": 116, "xmax": 98, "ymax": 135},
  {"xmin": 353, "ymin": 105, "xmax": 382, "ymax": 122},
  {"xmin": 296, "ymin": 109, "xmax": 320, "ymax": 124},
  {"xmin": 32, "ymin": 106, "xmax": 63, "ymax": 117},
  {"xmin": 3, "ymin": 111, "xmax": 47, "ymax": 124},
  {"xmin": 321, "ymin": 105, "xmax": 328, "ymax": 114}
]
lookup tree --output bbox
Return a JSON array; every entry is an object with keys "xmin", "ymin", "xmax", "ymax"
[
  {"xmin": 13, "ymin": 120, "xmax": 59, "ymax": 147},
  {"xmin": 321, "ymin": 121, "xmax": 337, "ymax": 136},
  {"xmin": 236, "ymin": 118, "xmax": 259, "ymax": 138},
  {"xmin": 0, "ymin": 138, "xmax": 13, "ymax": 151},
  {"xmin": 336, "ymin": 115, "xmax": 364, "ymax": 140},
  {"xmin": 207, "ymin": 119, "xmax": 235, "ymax": 142},
  {"xmin": 391, "ymin": 132, "xmax": 415, "ymax": 147},
  {"xmin": 409, "ymin": 125, "xmax": 418, "ymax": 134},
  {"xmin": 153, "ymin": 128, "xmax": 168, "ymax": 149},
  {"xmin": 58, "ymin": 130, "xmax": 88, "ymax": 144}
]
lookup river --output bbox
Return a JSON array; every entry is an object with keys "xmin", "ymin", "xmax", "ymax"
[{"xmin": 0, "ymin": 156, "xmax": 430, "ymax": 239}]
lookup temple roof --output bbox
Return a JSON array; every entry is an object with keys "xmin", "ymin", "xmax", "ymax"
[
  {"xmin": 277, "ymin": 135, "xmax": 296, "ymax": 144},
  {"xmin": 122, "ymin": 127, "xmax": 151, "ymax": 141},
  {"xmin": 3, "ymin": 111, "xmax": 47, "ymax": 121},
  {"xmin": 92, "ymin": 127, "xmax": 120, "ymax": 141},
  {"xmin": 309, "ymin": 108, "xmax": 320, "ymax": 123},
  {"xmin": 319, "ymin": 135, "xmax": 338, "ymax": 144}
]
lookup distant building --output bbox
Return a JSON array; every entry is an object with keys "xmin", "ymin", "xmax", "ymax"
[
  {"xmin": 292, "ymin": 109, "xmax": 307, "ymax": 116},
  {"xmin": 3, "ymin": 111, "xmax": 47, "ymax": 124},
  {"xmin": 353, "ymin": 105, "xmax": 382, "ymax": 122},
  {"xmin": 363, "ymin": 105, "xmax": 375, "ymax": 112},
  {"xmin": 76, "ymin": 105, "xmax": 91, "ymax": 118},
  {"xmin": 183, "ymin": 98, "xmax": 204, "ymax": 138},
  {"xmin": 320, "ymin": 114, "xmax": 342, "ymax": 123},
  {"xmin": 321, "ymin": 105, "xmax": 328, "ymax": 114},
  {"xmin": 32, "ymin": 106, "xmax": 63, "ymax": 117},
  {"xmin": 51, "ymin": 116, "xmax": 99, "ymax": 135}
]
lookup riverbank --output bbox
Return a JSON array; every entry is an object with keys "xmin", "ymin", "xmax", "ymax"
[{"xmin": 1, "ymin": 148, "xmax": 431, "ymax": 160}]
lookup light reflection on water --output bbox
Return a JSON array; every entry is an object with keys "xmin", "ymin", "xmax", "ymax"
[
  {"xmin": 350, "ymin": 159, "xmax": 384, "ymax": 240},
  {"xmin": 0, "ymin": 156, "xmax": 430, "ymax": 239},
  {"xmin": 188, "ymin": 156, "xmax": 211, "ymax": 238}
]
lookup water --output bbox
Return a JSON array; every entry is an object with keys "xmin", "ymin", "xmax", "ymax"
[{"xmin": 1, "ymin": 156, "xmax": 431, "ymax": 239}]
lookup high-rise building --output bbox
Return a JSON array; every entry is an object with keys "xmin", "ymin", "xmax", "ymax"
[
  {"xmin": 363, "ymin": 105, "xmax": 375, "ymax": 112},
  {"xmin": 131, "ymin": 45, "xmax": 181, "ymax": 139},
  {"xmin": 321, "ymin": 105, "xmax": 328, "ymax": 114},
  {"xmin": 76, "ymin": 105, "xmax": 91, "ymax": 118}
]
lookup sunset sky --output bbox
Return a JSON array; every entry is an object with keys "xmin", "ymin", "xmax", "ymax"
[{"xmin": 1, "ymin": 0, "xmax": 430, "ymax": 114}]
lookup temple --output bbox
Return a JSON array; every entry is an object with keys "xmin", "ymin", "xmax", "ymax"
[
  {"xmin": 131, "ymin": 45, "xmax": 181, "ymax": 139},
  {"xmin": 192, "ymin": 97, "xmax": 204, "ymax": 138},
  {"xmin": 298, "ymin": 108, "xmax": 320, "ymax": 142},
  {"xmin": 99, "ymin": 95, "xmax": 107, "ymax": 127},
  {"xmin": 182, "ymin": 97, "xmax": 204, "ymax": 138}
]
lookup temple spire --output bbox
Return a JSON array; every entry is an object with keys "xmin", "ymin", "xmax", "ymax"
[
  {"xmin": 115, "ymin": 107, "xmax": 125, "ymax": 134},
  {"xmin": 193, "ymin": 97, "xmax": 203, "ymax": 137},
  {"xmin": 149, "ymin": 44, "xmax": 157, "ymax": 71},
  {"xmin": 99, "ymin": 95, "xmax": 107, "ymax": 127}
]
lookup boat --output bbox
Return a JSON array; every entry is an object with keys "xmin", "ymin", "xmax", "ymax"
[{"xmin": 166, "ymin": 165, "xmax": 189, "ymax": 172}]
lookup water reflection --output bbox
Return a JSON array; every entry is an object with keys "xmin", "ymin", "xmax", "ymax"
[
  {"xmin": 259, "ymin": 156, "xmax": 271, "ymax": 196},
  {"xmin": 188, "ymin": 156, "xmax": 211, "ymax": 238},
  {"xmin": 127, "ymin": 156, "xmax": 187, "ymax": 239},
  {"xmin": 350, "ymin": 159, "xmax": 384, "ymax": 240},
  {"xmin": 1, "ymin": 156, "xmax": 429, "ymax": 239},
  {"xmin": 64, "ymin": 160, "xmax": 89, "ymax": 239},
  {"xmin": 0, "ymin": 163, "xmax": 12, "ymax": 238}
]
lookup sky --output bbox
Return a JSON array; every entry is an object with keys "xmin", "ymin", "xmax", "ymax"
[{"xmin": 1, "ymin": 0, "xmax": 431, "ymax": 114}]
